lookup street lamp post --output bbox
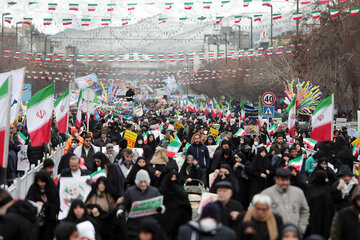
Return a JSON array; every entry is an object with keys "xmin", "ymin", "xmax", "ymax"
[
  {"xmin": 244, "ymin": 17, "xmax": 253, "ymax": 48},
  {"xmin": 224, "ymin": 33, "xmax": 228, "ymax": 63},
  {"xmin": 269, "ymin": 5, "xmax": 273, "ymax": 47},
  {"xmin": 1, "ymin": 13, "xmax": 11, "ymax": 41},
  {"xmin": 15, "ymin": 21, "xmax": 23, "ymax": 48}
]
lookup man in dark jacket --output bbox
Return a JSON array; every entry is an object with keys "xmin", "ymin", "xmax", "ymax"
[
  {"xmin": 214, "ymin": 181, "xmax": 244, "ymax": 230},
  {"xmin": 60, "ymin": 155, "xmax": 90, "ymax": 178},
  {"xmin": 211, "ymin": 140, "xmax": 235, "ymax": 173},
  {"xmin": 73, "ymin": 134, "xmax": 98, "ymax": 171},
  {"xmin": 93, "ymin": 130, "xmax": 111, "ymax": 147},
  {"xmin": 177, "ymin": 202, "xmax": 237, "ymax": 240},
  {"xmin": 187, "ymin": 134, "xmax": 210, "ymax": 169},
  {"xmin": 331, "ymin": 185, "xmax": 360, "ymax": 240},
  {"xmin": 269, "ymin": 134, "xmax": 289, "ymax": 155},
  {"xmin": 117, "ymin": 170, "xmax": 164, "ymax": 239},
  {"xmin": 0, "ymin": 189, "xmax": 38, "ymax": 240}
]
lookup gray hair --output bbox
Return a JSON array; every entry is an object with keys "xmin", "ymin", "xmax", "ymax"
[
  {"xmin": 252, "ymin": 194, "xmax": 272, "ymax": 207},
  {"xmin": 70, "ymin": 155, "xmax": 80, "ymax": 163},
  {"xmin": 123, "ymin": 148, "xmax": 133, "ymax": 156}
]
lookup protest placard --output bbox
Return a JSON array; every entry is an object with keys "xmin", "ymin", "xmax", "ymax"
[
  {"xmin": 128, "ymin": 195, "xmax": 163, "ymax": 218},
  {"xmin": 17, "ymin": 145, "xmax": 29, "ymax": 171},
  {"xmin": 124, "ymin": 130, "xmax": 138, "ymax": 150},
  {"xmin": 197, "ymin": 192, "xmax": 218, "ymax": 214},
  {"xmin": 209, "ymin": 128, "xmax": 219, "ymax": 137}
]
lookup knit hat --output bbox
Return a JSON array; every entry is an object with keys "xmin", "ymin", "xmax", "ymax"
[
  {"xmin": 43, "ymin": 158, "xmax": 54, "ymax": 169},
  {"xmin": 200, "ymin": 202, "xmax": 221, "ymax": 223},
  {"xmin": 106, "ymin": 143, "xmax": 114, "ymax": 150},
  {"xmin": 135, "ymin": 169, "xmax": 151, "ymax": 187}
]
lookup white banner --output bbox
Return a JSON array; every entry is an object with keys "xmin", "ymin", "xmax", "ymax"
[
  {"xmin": 58, "ymin": 176, "xmax": 91, "ymax": 220},
  {"xmin": 17, "ymin": 145, "xmax": 29, "ymax": 171}
]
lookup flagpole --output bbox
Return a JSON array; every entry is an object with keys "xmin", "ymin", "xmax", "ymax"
[
  {"xmin": 331, "ymin": 93, "xmax": 334, "ymax": 142},
  {"xmin": 3, "ymin": 76, "xmax": 12, "ymax": 185}
]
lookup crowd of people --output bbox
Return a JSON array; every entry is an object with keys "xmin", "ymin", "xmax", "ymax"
[{"xmin": 1, "ymin": 98, "xmax": 360, "ymax": 240}]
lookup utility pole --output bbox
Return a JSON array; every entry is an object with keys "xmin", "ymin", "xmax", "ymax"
[
  {"xmin": 15, "ymin": 21, "xmax": 23, "ymax": 48},
  {"xmin": 296, "ymin": 0, "xmax": 299, "ymax": 35},
  {"xmin": 1, "ymin": 13, "xmax": 10, "ymax": 41},
  {"xmin": 249, "ymin": 17, "xmax": 253, "ymax": 48},
  {"xmin": 238, "ymin": 25, "xmax": 241, "ymax": 65},
  {"xmin": 224, "ymin": 33, "xmax": 228, "ymax": 63},
  {"xmin": 270, "ymin": 5, "xmax": 273, "ymax": 47}
]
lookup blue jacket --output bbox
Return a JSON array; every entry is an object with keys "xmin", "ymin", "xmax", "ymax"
[{"xmin": 187, "ymin": 143, "xmax": 210, "ymax": 169}]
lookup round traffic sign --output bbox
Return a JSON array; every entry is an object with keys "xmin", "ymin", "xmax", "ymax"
[{"xmin": 262, "ymin": 92, "xmax": 276, "ymax": 106}]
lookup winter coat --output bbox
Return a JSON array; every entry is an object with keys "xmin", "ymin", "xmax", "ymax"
[
  {"xmin": 177, "ymin": 221, "xmax": 237, "ymax": 240},
  {"xmin": 0, "ymin": 200, "xmax": 38, "ymax": 240},
  {"xmin": 119, "ymin": 185, "xmax": 161, "ymax": 237},
  {"xmin": 211, "ymin": 148, "xmax": 235, "ymax": 172},
  {"xmin": 261, "ymin": 184, "xmax": 310, "ymax": 234},
  {"xmin": 150, "ymin": 147, "xmax": 169, "ymax": 165},
  {"xmin": 125, "ymin": 159, "xmax": 157, "ymax": 189},
  {"xmin": 179, "ymin": 161, "xmax": 204, "ymax": 184},
  {"xmin": 330, "ymin": 185, "xmax": 360, "ymax": 240},
  {"xmin": 215, "ymin": 200, "xmax": 244, "ymax": 230},
  {"xmin": 187, "ymin": 142, "xmax": 210, "ymax": 169},
  {"xmin": 73, "ymin": 144, "xmax": 99, "ymax": 171},
  {"xmin": 27, "ymin": 143, "xmax": 47, "ymax": 166},
  {"xmin": 249, "ymin": 154, "xmax": 273, "ymax": 200},
  {"xmin": 93, "ymin": 137, "xmax": 111, "ymax": 147},
  {"xmin": 159, "ymin": 172, "xmax": 192, "ymax": 239}
]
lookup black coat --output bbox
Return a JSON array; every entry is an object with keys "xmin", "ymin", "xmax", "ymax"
[
  {"xmin": 306, "ymin": 183, "xmax": 334, "ymax": 238},
  {"xmin": 0, "ymin": 200, "xmax": 38, "ymax": 240},
  {"xmin": 179, "ymin": 161, "xmax": 204, "ymax": 184},
  {"xmin": 159, "ymin": 172, "xmax": 192, "ymax": 239},
  {"xmin": 57, "ymin": 150, "xmax": 74, "ymax": 175},
  {"xmin": 215, "ymin": 200, "xmax": 244, "ymax": 230},
  {"xmin": 27, "ymin": 144, "xmax": 47, "ymax": 166},
  {"xmin": 331, "ymin": 179, "xmax": 356, "ymax": 211},
  {"xmin": 248, "ymin": 154, "xmax": 272, "ymax": 199}
]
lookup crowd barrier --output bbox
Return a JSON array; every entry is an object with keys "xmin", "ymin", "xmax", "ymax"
[{"xmin": 6, "ymin": 144, "xmax": 65, "ymax": 199}]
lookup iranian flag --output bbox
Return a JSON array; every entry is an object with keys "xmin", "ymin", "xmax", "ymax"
[
  {"xmin": 81, "ymin": 19, "xmax": 91, "ymax": 26},
  {"xmin": 216, "ymin": 16, "xmax": 224, "ymax": 24},
  {"xmin": 43, "ymin": 18, "xmax": 52, "ymax": 26},
  {"xmin": 4, "ymin": 17, "xmax": 12, "ymax": 24},
  {"xmin": 142, "ymin": 131, "xmax": 149, "ymax": 144},
  {"xmin": 63, "ymin": 19, "xmax": 72, "ymax": 25},
  {"xmin": 128, "ymin": 3, "xmax": 137, "ymax": 10},
  {"xmin": 55, "ymin": 87, "xmax": 69, "ymax": 134},
  {"xmin": 122, "ymin": 19, "xmax": 130, "ymax": 26},
  {"xmin": 273, "ymin": 14, "xmax": 282, "ymax": 20},
  {"xmin": 288, "ymin": 155, "xmax": 304, "ymax": 171},
  {"xmin": 254, "ymin": 15, "xmax": 262, "ymax": 22},
  {"xmin": 287, "ymin": 95, "xmax": 297, "ymax": 138},
  {"xmin": 293, "ymin": 12, "xmax": 303, "ymax": 20},
  {"xmin": 69, "ymin": 3, "xmax": 79, "ymax": 11},
  {"xmin": 312, "ymin": 11, "xmax": 321, "ymax": 19},
  {"xmin": 48, "ymin": 3, "xmax": 57, "ymax": 10},
  {"xmin": 258, "ymin": 97, "xmax": 263, "ymax": 129},
  {"xmin": 91, "ymin": 169, "xmax": 106, "ymax": 182},
  {"xmin": 301, "ymin": 0, "xmax": 310, "ymax": 4},
  {"xmin": 240, "ymin": 97, "xmax": 246, "ymax": 122},
  {"xmin": 303, "ymin": 138, "xmax": 316, "ymax": 150},
  {"xmin": 236, "ymin": 128, "xmax": 245, "ymax": 137},
  {"xmin": 167, "ymin": 135, "xmax": 181, "ymax": 158},
  {"xmin": 268, "ymin": 124, "xmax": 278, "ymax": 135},
  {"xmin": 0, "ymin": 78, "xmax": 10, "ymax": 167},
  {"xmin": 330, "ymin": 9, "xmax": 340, "ymax": 18},
  {"xmin": 351, "ymin": 8, "xmax": 360, "ymax": 16},
  {"xmin": 203, "ymin": 1, "xmax": 212, "ymax": 9},
  {"xmin": 235, "ymin": 16, "xmax": 242, "ymax": 23},
  {"xmin": 184, "ymin": 2, "xmax": 193, "ymax": 10},
  {"xmin": 88, "ymin": 3, "xmax": 97, "ymax": 11},
  {"xmin": 75, "ymin": 90, "xmax": 84, "ymax": 128},
  {"xmin": 221, "ymin": 0, "xmax": 230, "ymax": 7},
  {"xmin": 107, "ymin": 3, "xmax": 116, "ymax": 11},
  {"xmin": 198, "ymin": 16, "xmax": 207, "ymax": 21},
  {"xmin": 211, "ymin": 99, "xmax": 217, "ymax": 118},
  {"xmin": 184, "ymin": 143, "xmax": 191, "ymax": 154},
  {"xmin": 27, "ymin": 84, "xmax": 54, "ymax": 147},
  {"xmin": 159, "ymin": 18, "xmax": 167, "ymax": 24},
  {"xmin": 262, "ymin": 0, "xmax": 271, "ymax": 6},
  {"xmin": 243, "ymin": 0, "xmax": 252, "ymax": 7},
  {"xmin": 310, "ymin": 94, "xmax": 334, "ymax": 141},
  {"xmin": 226, "ymin": 100, "xmax": 232, "ymax": 123},
  {"xmin": 17, "ymin": 131, "xmax": 27, "ymax": 145},
  {"xmin": 352, "ymin": 145, "xmax": 359, "ymax": 157},
  {"xmin": 266, "ymin": 135, "xmax": 271, "ymax": 151},
  {"xmin": 23, "ymin": 18, "xmax": 32, "ymax": 25},
  {"xmin": 320, "ymin": 0, "xmax": 329, "ymax": 3},
  {"xmin": 165, "ymin": 3, "xmax": 173, "ymax": 9}
]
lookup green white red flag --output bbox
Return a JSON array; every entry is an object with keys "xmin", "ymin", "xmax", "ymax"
[
  {"xmin": 17, "ymin": 131, "xmax": 27, "ymax": 145},
  {"xmin": 288, "ymin": 154, "xmax": 304, "ymax": 171},
  {"xmin": 0, "ymin": 78, "xmax": 10, "ymax": 167},
  {"xmin": 75, "ymin": 90, "xmax": 84, "ymax": 128},
  {"xmin": 352, "ymin": 145, "xmax": 359, "ymax": 157},
  {"xmin": 303, "ymin": 138, "xmax": 316, "ymax": 150},
  {"xmin": 330, "ymin": 9, "xmax": 340, "ymax": 18},
  {"xmin": 55, "ymin": 87, "xmax": 70, "ymax": 134},
  {"xmin": 310, "ymin": 94, "xmax": 334, "ymax": 141},
  {"xmin": 91, "ymin": 169, "xmax": 106, "ymax": 182},
  {"xmin": 268, "ymin": 124, "xmax": 278, "ymax": 135},
  {"xmin": 287, "ymin": 95, "xmax": 297, "ymax": 138},
  {"xmin": 258, "ymin": 97, "xmax": 263, "ymax": 129},
  {"xmin": 27, "ymin": 84, "xmax": 54, "ymax": 146},
  {"xmin": 351, "ymin": 8, "xmax": 360, "ymax": 16},
  {"xmin": 235, "ymin": 128, "xmax": 245, "ymax": 137}
]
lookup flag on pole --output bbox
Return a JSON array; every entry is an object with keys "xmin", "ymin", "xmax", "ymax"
[
  {"xmin": 293, "ymin": 12, "xmax": 303, "ymax": 20},
  {"xmin": 240, "ymin": 97, "xmax": 246, "ymax": 123},
  {"xmin": 312, "ymin": 11, "xmax": 321, "ymax": 19},
  {"xmin": 235, "ymin": 128, "xmax": 245, "ymax": 137},
  {"xmin": 288, "ymin": 155, "xmax": 304, "ymax": 171},
  {"xmin": 268, "ymin": 124, "xmax": 278, "ymax": 135},
  {"xmin": 258, "ymin": 97, "xmax": 263, "ymax": 129},
  {"xmin": 55, "ymin": 87, "xmax": 70, "ymax": 134},
  {"xmin": 142, "ymin": 131, "xmax": 149, "ymax": 144},
  {"xmin": 107, "ymin": 3, "xmax": 116, "ymax": 11},
  {"xmin": 90, "ymin": 169, "xmax": 106, "ymax": 182},
  {"xmin": 273, "ymin": 14, "xmax": 282, "ymax": 20},
  {"xmin": 303, "ymin": 138, "xmax": 316, "ymax": 150},
  {"xmin": 330, "ymin": 9, "xmax": 340, "ymax": 18},
  {"xmin": 310, "ymin": 94, "xmax": 334, "ymax": 141},
  {"xmin": 27, "ymin": 84, "xmax": 54, "ymax": 146},
  {"xmin": 287, "ymin": 95, "xmax": 297, "ymax": 138},
  {"xmin": 17, "ymin": 131, "xmax": 27, "ymax": 145},
  {"xmin": 0, "ymin": 78, "xmax": 10, "ymax": 167},
  {"xmin": 266, "ymin": 135, "xmax": 271, "ymax": 151},
  {"xmin": 167, "ymin": 135, "xmax": 181, "ymax": 158},
  {"xmin": 75, "ymin": 90, "xmax": 84, "ymax": 128},
  {"xmin": 226, "ymin": 100, "xmax": 232, "ymax": 123},
  {"xmin": 184, "ymin": 142, "xmax": 191, "ymax": 154},
  {"xmin": 351, "ymin": 8, "xmax": 360, "ymax": 16},
  {"xmin": 254, "ymin": 15, "xmax": 262, "ymax": 22},
  {"xmin": 48, "ymin": 3, "xmax": 57, "ymax": 10},
  {"xmin": 352, "ymin": 145, "xmax": 359, "ymax": 157},
  {"xmin": 243, "ymin": 0, "xmax": 252, "ymax": 6}
]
